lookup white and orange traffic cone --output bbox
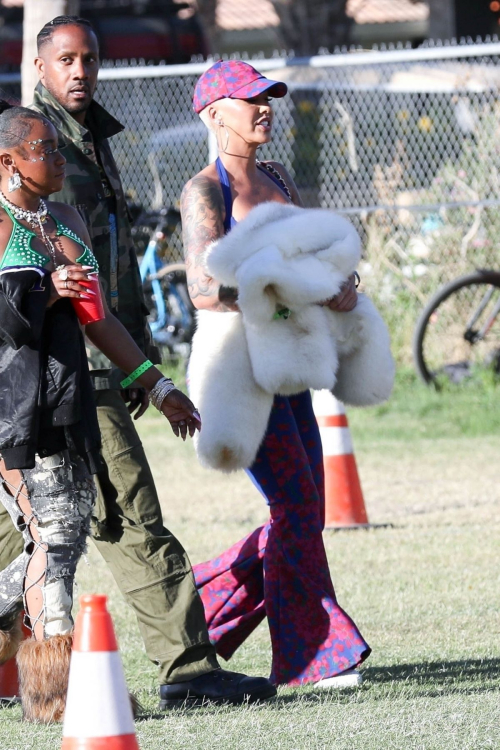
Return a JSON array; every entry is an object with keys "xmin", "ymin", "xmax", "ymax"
[
  {"xmin": 62, "ymin": 594, "xmax": 139, "ymax": 750},
  {"xmin": 313, "ymin": 390, "xmax": 369, "ymax": 529}
]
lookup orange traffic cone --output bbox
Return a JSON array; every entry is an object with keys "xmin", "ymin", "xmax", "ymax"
[
  {"xmin": 62, "ymin": 595, "xmax": 139, "ymax": 750},
  {"xmin": 314, "ymin": 390, "xmax": 369, "ymax": 529},
  {"xmin": 0, "ymin": 613, "xmax": 30, "ymax": 703},
  {"xmin": 0, "ymin": 656, "xmax": 20, "ymax": 701}
]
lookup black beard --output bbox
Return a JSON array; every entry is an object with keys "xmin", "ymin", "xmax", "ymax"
[
  {"xmin": 43, "ymin": 80, "xmax": 93, "ymax": 116},
  {"xmin": 64, "ymin": 97, "xmax": 91, "ymax": 115}
]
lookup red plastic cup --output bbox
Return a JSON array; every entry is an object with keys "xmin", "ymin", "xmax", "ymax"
[{"xmin": 71, "ymin": 272, "xmax": 105, "ymax": 325}]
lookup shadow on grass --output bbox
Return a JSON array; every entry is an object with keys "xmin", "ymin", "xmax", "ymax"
[
  {"xmin": 362, "ymin": 658, "xmax": 500, "ymax": 696},
  {"xmin": 133, "ymin": 659, "xmax": 500, "ymax": 719}
]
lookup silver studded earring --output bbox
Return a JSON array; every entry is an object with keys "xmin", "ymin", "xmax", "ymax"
[{"xmin": 8, "ymin": 171, "xmax": 22, "ymax": 193}]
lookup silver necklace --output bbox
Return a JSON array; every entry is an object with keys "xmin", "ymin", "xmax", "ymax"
[{"xmin": 0, "ymin": 190, "xmax": 58, "ymax": 265}]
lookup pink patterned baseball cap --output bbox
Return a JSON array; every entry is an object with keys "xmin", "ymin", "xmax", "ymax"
[{"xmin": 193, "ymin": 60, "xmax": 288, "ymax": 114}]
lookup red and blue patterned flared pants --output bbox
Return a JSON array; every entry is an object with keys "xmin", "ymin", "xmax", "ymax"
[{"xmin": 193, "ymin": 390, "xmax": 370, "ymax": 686}]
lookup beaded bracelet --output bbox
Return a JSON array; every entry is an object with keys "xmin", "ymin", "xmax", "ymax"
[{"xmin": 120, "ymin": 360, "xmax": 154, "ymax": 389}]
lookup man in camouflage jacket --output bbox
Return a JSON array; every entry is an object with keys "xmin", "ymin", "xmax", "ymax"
[
  {"xmin": 31, "ymin": 82, "xmax": 159, "ymax": 387},
  {"xmin": 31, "ymin": 83, "xmax": 161, "ymax": 390},
  {"xmin": 0, "ymin": 16, "xmax": 275, "ymax": 706}
]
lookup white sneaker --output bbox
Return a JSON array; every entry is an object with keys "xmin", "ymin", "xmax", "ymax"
[{"xmin": 315, "ymin": 668, "xmax": 363, "ymax": 689}]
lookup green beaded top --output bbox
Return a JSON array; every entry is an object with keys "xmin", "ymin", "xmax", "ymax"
[{"xmin": 0, "ymin": 203, "xmax": 99, "ymax": 272}]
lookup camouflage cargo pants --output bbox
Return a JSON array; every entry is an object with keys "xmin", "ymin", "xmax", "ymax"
[
  {"xmin": 0, "ymin": 451, "xmax": 95, "ymax": 638},
  {"xmin": 0, "ymin": 390, "xmax": 218, "ymax": 683}
]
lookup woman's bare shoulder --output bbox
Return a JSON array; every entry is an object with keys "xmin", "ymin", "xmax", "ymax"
[{"xmin": 182, "ymin": 163, "xmax": 219, "ymax": 196}]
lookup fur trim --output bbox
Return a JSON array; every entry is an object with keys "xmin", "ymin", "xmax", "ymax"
[
  {"xmin": 329, "ymin": 295, "xmax": 396, "ymax": 406},
  {"xmin": 245, "ymin": 305, "xmax": 339, "ymax": 395},
  {"xmin": 17, "ymin": 634, "xmax": 72, "ymax": 723},
  {"xmin": 0, "ymin": 608, "xmax": 23, "ymax": 664},
  {"xmin": 189, "ymin": 310, "xmax": 273, "ymax": 472},
  {"xmin": 205, "ymin": 202, "xmax": 361, "ymax": 288},
  {"xmin": 188, "ymin": 204, "xmax": 395, "ymax": 472}
]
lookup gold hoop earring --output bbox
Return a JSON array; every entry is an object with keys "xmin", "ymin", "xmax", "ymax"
[{"xmin": 216, "ymin": 120, "xmax": 230, "ymax": 153}]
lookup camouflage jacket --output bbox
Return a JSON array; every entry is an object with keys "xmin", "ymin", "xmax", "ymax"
[{"xmin": 31, "ymin": 83, "xmax": 160, "ymax": 390}]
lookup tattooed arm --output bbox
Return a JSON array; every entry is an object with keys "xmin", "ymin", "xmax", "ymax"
[{"xmin": 180, "ymin": 174, "xmax": 239, "ymax": 312}]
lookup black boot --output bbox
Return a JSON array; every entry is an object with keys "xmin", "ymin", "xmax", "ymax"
[{"xmin": 159, "ymin": 668, "xmax": 276, "ymax": 709}]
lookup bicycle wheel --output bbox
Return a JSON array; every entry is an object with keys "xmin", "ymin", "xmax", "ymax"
[
  {"xmin": 148, "ymin": 263, "xmax": 196, "ymax": 359},
  {"xmin": 413, "ymin": 270, "xmax": 500, "ymax": 386}
]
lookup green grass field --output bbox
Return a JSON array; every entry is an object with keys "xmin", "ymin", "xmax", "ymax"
[{"xmin": 1, "ymin": 373, "xmax": 499, "ymax": 749}]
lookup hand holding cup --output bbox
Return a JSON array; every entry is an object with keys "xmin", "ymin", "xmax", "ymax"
[{"xmin": 50, "ymin": 265, "xmax": 105, "ymax": 324}]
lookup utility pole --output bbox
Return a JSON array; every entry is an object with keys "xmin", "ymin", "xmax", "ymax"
[
  {"xmin": 22, "ymin": 0, "xmax": 80, "ymax": 105},
  {"xmin": 196, "ymin": 0, "xmax": 219, "ymax": 54},
  {"xmin": 428, "ymin": 0, "xmax": 456, "ymax": 42},
  {"xmin": 270, "ymin": 0, "xmax": 352, "ymax": 55}
]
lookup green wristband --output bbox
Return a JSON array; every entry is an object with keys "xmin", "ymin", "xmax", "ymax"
[{"xmin": 120, "ymin": 360, "xmax": 154, "ymax": 389}]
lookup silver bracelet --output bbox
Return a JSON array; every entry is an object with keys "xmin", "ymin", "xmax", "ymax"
[
  {"xmin": 149, "ymin": 377, "xmax": 175, "ymax": 409},
  {"xmin": 148, "ymin": 377, "xmax": 177, "ymax": 411},
  {"xmin": 151, "ymin": 383, "xmax": 176, "ymax": 411}
]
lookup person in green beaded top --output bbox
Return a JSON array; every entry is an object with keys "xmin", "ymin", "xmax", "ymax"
[{"xmin": 0, "ymin": 101, "xmax": 203, "ymax": 722}]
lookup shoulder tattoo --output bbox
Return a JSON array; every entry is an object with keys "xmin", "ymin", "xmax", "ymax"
[
  {"xmin": 181, "ymin": 176, "xmax": 236, "ymax": 310},
  {"xmin": 181, "ymin": 175, "xmax": 224, "ymax": 254}
]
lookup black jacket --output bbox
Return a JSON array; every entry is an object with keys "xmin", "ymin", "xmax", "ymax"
[{"xmin": 0, "ymin": 266, "xmax": 101, "ymax": 471}]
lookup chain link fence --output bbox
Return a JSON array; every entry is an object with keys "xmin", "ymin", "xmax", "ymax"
[{"xmin": 2, "ymin": 39, "xmax": 500, "ymax": 361}]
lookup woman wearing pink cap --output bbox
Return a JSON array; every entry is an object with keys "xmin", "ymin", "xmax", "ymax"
[{"xmin": 181, "ymin": 60, "xmax": 370, "ymax": 689}]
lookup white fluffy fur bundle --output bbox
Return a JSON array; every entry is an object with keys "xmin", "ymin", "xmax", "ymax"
[{"xmin": 188, "ymin": 202, "xmax": 395, "ymax": 472}]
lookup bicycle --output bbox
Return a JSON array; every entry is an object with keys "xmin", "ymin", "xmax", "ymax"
[
  {"xmin": 130, "ymin": 204, "xmax": 196, "ymax": 361},
  {"xmin": 413, "ymin": 269, "xmax": 500, "ymax": 387}
]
